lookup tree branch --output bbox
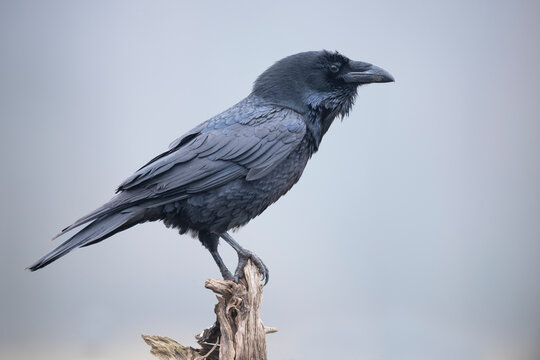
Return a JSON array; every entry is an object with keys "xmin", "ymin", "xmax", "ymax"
[{"xmin": 142, "ymin": 260, "xmax": 275, "ymax": 360}]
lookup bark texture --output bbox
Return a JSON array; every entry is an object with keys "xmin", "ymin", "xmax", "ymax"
[{"xmin": 142, "ymin": 260, "xmax": 276, "ymax": 360}]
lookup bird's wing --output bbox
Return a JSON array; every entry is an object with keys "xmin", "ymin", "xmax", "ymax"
[
  {"xmin": 53, "ymin": 104, "xmax": 306, "ymax": 238},
  {"xmin": 118, "ymin": 105, "xmax": 306, "ymax": 195}
]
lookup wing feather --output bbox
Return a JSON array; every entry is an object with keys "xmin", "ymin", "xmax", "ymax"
[{"xmin": 117, "ymin": 105, "xmax": 306, "ymax": 199}]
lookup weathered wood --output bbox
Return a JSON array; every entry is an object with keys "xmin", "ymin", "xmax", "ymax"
[
  {"xmin": 141, "ymin": 335, "xmax": 203, "ymax": 360},
  {"xmin": 142, "ymin": 260, "xmax": 275, "ymax": 360}
]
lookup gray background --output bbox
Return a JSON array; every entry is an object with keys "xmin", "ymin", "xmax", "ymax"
[{"xmin": 1, "ymin": 1, "xmax": 539, "ymax": 359}]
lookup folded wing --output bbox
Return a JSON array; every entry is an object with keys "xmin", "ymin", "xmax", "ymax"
[{"xmin": 54, "ymin": 105, "xmax": 306, "ymax": 238}]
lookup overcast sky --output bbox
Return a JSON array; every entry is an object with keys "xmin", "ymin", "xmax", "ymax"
[{"xmin": 1, "ymin": 1, "xmax": 539, "ymax": 359}]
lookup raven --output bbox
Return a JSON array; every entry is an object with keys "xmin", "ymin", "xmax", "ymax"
[{"xmin": 28, "ymin": 50, "xmax": 393, "ymax": 283}]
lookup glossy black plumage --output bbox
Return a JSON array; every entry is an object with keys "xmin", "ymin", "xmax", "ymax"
[{"xmin": 28, "ymin": 50, "xmax": 394, "ymax": 282}]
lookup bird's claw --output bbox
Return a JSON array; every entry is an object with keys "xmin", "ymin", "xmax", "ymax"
[{"xmin": 233, "ymin": 250, "xmax": 269, "ymax": 285}]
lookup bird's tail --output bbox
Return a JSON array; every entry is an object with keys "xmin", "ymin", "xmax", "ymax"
[{"xmin": 27, "ymin": 207, "xmax": 146, "ymax": 271}]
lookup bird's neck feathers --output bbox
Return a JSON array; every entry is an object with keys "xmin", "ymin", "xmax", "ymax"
[
  {"xmin": 251, "ymin": 86, "xmax": 358, "ymax": 153},
  {"xmin": 303, "ymin": 87, "xmax": 358, "ymax": 152}
]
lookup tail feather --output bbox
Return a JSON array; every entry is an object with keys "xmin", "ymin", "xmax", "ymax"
[
  {"xmin": 50, "ymin": 190, "xmax": 180, "ymax": 240},
  {"xmin": 28, "ymin": 208, "xmax": 144, "ymax": 271},
  {"xmin": 51, "ymin": 194, "xmax": 129, "ymax": 240}
]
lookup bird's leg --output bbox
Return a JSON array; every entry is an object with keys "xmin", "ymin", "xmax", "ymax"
[
  {"xmin": 199, "ymin": 231, "xmax": 234, "ymax": 281},
  {"xmin": 209, "ymin": 248, "xmax": 234, "ymax": 281},
  {"xmin": 220, "ymin": 232, "xmax": 269, "ymax": 284}
]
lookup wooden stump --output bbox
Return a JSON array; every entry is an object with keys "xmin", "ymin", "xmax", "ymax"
[{"xmin": 142, "ymin": 260, "xmax": 277, "ymax": 360}]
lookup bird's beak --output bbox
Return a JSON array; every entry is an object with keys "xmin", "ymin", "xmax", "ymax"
[{"xmin": 342, "ymin": 61, "xmax": 394, "ymax": 84}]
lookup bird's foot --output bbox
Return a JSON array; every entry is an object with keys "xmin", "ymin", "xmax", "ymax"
[
  {"xmin": 234, "ymin": 250, "xmax": 269, "ymax": 285},
  {"xmin": 219, "ymin": 232, "xmax": 269, "ymax": 284}
]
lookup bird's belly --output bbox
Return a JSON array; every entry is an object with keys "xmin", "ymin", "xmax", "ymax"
[{"xmin": 162, "ymin": 143, "xmax": 311, "ymax": 234}]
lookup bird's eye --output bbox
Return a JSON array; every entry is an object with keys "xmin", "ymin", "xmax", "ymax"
[{"xmin": 329, "ymin": 64, "xmax": 339, "ymax": 73}]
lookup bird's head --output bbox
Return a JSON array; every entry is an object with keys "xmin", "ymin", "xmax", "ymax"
[{"xmin": 252, "ymin": 50, "xmax": 394, "ymax": 119}]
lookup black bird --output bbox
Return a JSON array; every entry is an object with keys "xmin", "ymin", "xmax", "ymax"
[{"xmin": 28, "ymin": 50, "xmax": 393, "ymax": 283}]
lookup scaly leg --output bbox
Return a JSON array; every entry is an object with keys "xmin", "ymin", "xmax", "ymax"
[
  {"xmin": 209, "ymin": 248, "xmax": 234, "ymax": 281},
  {"xmin": 199, "ymin": 231, "xmax": 233, "ymax": 281}
]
